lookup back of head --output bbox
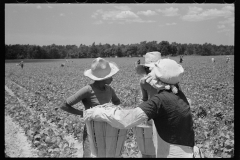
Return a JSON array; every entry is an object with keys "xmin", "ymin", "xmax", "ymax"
[{"xmin": 152, "ymin": 59, "xmax": 184, "ymax": 85}]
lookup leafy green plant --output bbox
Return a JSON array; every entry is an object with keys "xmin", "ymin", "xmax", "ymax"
[{"xmin": 5, "ymin": 56, "xmax": 234, "ymax": 158}]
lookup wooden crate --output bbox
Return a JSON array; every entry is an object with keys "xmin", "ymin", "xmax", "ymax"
[
  {"xmin": 133, "ymin": 124, "xmax": 156, "ymax": 158},
  {"xmin": 86, "ymin": 120, "xmax": 128, "ymax": 157}
]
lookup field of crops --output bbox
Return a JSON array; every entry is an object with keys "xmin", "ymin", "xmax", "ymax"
[{"xmin": 5, "ymin": 55, "xmax": 234, "ymax": 158}]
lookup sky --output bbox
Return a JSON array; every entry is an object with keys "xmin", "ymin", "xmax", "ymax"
[{"xmin": 5, "ymin": 3, "xmax": 234, "ymax": 46}]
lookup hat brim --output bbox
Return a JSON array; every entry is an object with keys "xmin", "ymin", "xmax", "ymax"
[{"xmin": 84, "ymin": 62, "xmax": 119, "ymax": 81}]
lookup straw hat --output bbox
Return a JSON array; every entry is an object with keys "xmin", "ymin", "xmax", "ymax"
[
  {"xmin": 151, "ymin": 59, "xmax": 184, "ymax": 84},
  {"xmin": 84, "ymin": 57, "xmax": 119, "ymax": 81},
  {"xmin": 135, "ymin": 51, "xmax": 161, "ymax": 75},
  {"xmin": 140, "ymin": 51, "xmax": 161, "ymax": 68}
]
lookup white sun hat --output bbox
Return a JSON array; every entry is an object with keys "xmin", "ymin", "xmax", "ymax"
[
  {"xmin": 141, "ymin": 51, "xmax": 161, "ymax": 68},
  {"xmin": 151, "ymin": 59, "xmax": 184, "ymax": 84},
  {"xmin": 135, "ymin": 51, "xmax": 161, "ymax": 75},
  {"xmin": 84, "ymin": 57, "xmax": 119, "ymax": 81}
]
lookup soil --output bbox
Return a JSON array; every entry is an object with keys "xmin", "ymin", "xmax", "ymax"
[{"xmin": 5, "ymin": 115, "xmax": 38, "ymax": 157}]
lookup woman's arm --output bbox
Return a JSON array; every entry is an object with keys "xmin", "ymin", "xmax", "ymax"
[
  {"xmin": 84, "ymin": 95, "xmax": 160, "ymax": 129},
  {"xmin": 140, "ymin": 80, "xmax": 148, "ymax": 101},
  {"xmin": 60, "ymin": 101, "xmax": 83, "ymax": 116},
  {"xmin": 84, "ymin": 107, "xmax": 148, "ymax": 129},
  {"xmin": 60, "ymin": 85, "xmax": 89, "ymax": 116},
  {"xmin": 66, "ymin": 85, "xmax": 89, "ymax": 106},
  {"xmin": 176, "ymin": 83, "xmax": 182, "ymax": 91}
]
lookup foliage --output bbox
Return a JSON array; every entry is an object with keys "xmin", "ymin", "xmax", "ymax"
[
  {"xmin": 5, "ymin": 41, "xmax": 234, "ymax": 59},
  {"xmin": 5, "ymin": 56, "xmax": 234, "ymax": 158}
]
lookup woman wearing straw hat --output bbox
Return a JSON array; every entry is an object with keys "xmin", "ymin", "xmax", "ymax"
[
  {"xmin": 134, "ymin": 51, "xmax": 161, "ymax": 157},
  {"xmin": 60, "ymin": 57, "xmax": 121, "ymax": 157},
  {"xmin": 84, "ymin": 59, "xmax": 203, "ymax": 158}
]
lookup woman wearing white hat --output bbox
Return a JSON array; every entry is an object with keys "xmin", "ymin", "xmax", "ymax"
[
  {"xmin": 135, "ymin": 51, "xmax": 162, "ymax": 100},
  {"xmin": 84, "ymin": 59, "xmax": 202, "ymax": 158},
  {"xmin": 135, "ymin": 52, "xmax": 183, "ymax": 99},
  {"xmin": 60, "ymin": 57, "xmax": 121, "ymax": 157},
  {"xmin": 135, "ymin": 52, "xmax": 162, "ymax": 148}
]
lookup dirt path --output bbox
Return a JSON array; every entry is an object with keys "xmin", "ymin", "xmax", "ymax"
[{"xmin": 5, "ymin": 115, "xmax": 38, "ymax": 157}]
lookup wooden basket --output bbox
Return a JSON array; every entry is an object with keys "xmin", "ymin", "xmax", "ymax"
[
  {"xmin": 86, "ymin": 120, "xmax": 128, "ymax": 157},
  {"xmin": 133, "ymin": 124, "xmax": 155, "ymax": 158}
]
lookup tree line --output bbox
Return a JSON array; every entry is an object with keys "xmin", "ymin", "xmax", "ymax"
[{"xmin": 5, "ymin": 41, "xmax": 234, "ymax": 59}]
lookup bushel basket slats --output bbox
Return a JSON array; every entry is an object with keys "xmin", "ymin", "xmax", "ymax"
[
  {"xmin": 93, "ymin": 121, "xmax": 106, "ymax": 157},
  {"xmin": 87, "ymin": 120, "xmax": 128, "ymax": 157},
  {"xmin": 134, "ymin": 124, "xmax": 156, "ymax": 157},
  {"xmin": 134, "ymin": 127, "xmax": 145, "ymax": 154},
  {"xmin": 105, "ymin": 122, "xmax": 118, "ymax": 157}
]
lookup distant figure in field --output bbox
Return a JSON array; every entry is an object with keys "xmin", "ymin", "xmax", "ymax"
[
  {"xmin": 20, "ymin": 61, "xmax": 24, "ymax": 69},
  {"xmin": 61, "ymin": 63, "xmax": 65, "ymax": 67},
  {"xmin": 211, "ymin": 58, "xmax": 215, "ymax": 63},
  {"xmin": 179, "ymin": 55, "xmax": 183, "ymax": 63},
  {"xmin": 226, "ymin": 56, "xmax": 230, "ymax": 63}
]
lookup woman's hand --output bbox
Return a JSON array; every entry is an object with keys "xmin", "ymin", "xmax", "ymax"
[
  {"xmin": 134, "ymin": 59, "xmax": 140, "ymax": 67},
  {"xmin": 134, "ymin": 59, "xmax": 147, "ymax": 75},
  {"xmin": 145, "ymin": 72, "xmax": 164, "ymax": 89}
]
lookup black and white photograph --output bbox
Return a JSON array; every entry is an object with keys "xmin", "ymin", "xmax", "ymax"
[{"xmin": 5, "ymin": 3, "xmax": 234, "ymax": 158}]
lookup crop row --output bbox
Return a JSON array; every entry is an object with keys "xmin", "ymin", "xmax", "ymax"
[{"xmin": 5, "ymin": 57, "xmax": 234, "ymax": 157}]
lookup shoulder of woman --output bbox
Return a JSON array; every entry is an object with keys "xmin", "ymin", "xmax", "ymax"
[{"xmin": 157, "ymin": 90, "xmax": 172, "ymax": 97}]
